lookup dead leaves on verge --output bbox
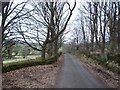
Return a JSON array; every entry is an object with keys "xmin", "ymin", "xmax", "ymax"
[
  {"xmin": 79, "ymin": 55, "xmax": 119, "ymax": 88},
  {"xmin": 3, "ymin": 55, "xmax": 63, "ymax": 88}
]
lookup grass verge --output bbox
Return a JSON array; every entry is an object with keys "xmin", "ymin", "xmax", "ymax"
[{"xmin": 3, "ymin": 53, "xmax": 62, "ymax": 73}]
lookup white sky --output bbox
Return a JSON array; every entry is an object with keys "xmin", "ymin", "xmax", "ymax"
[
  {"xmin": 1, "ymin": 0, "xmax": 87, "ymax": 43},
  {"xmin": 1, "ymin": 0, "xmax": 119, "ymax": 45},
  {"xmin": 64, "ymin": 0, "xmax": 86, "ymax": 42},
  {"xmin": 0, "ymin": 14, "xmax": 1, "ymax": 26},
  {"xmin": 12, "ymin": 0, "xmax": 86, "ymax": 43}
]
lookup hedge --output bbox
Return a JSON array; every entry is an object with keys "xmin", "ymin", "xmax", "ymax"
[{"xmin": 3, "ymin": 53, "xmax": 62, "ymax": 73}]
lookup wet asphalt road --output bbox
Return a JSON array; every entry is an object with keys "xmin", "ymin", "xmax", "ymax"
[{"xmin": 55, "ymin": 54, "xmax": 107, "ymax": 88}]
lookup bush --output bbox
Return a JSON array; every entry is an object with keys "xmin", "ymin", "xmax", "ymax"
[
  {"xmin": 107, "ymin": 53, "xmax": 120, "ymax": 66},
  {"xmin": 82, "ymin": 51, "xmax": 90, "ymax": 58},
  {"xmin": 107, "ymin": 43, "xmax": 118, "ymax": 55},
  {"xmin": 3, "ymin": 53, "xmax": 62, "ymax": 73},
  {"xmin": 22, "ymin": 48, "xmax": 30, "ymax": 58},
  {"xmin": 107, "ymin": 62, "xmax": 120, "ymax": 73},
  {"xmin": 86, "ymin": 53, "xmax": 108, "ymax": 64},
  {"xmin": 3, "ymin": 58, "xmax": 45, "ymax": 73},
  {"xmin": 84, "ymin": 52, "xmax": 120, "ymax": 74},
  {"xmin": 45, "ymin": 52, "xmax": 62, "ymax": 64},
  {"xmin": 95, "ymin": 54, "xmax": 108, "ymax": 64}
]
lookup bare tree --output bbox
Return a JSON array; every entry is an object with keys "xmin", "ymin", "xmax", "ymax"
[
  {"xmin": 0, "ymin": 1, "xmax": 2, "ymax": 65},
  {"xmin": 1, "ymin": 0, "xmax": 34, "ymax": 58},
  {"xmin": 117, "ymin": 1, "xmax": 120, "ymax": 53},
  {"xmin": 107, "ymin": 2, "xmax": 117, "ymax": 45},
  {"xmin": 71, "ymin": 27, "xmax": 82, "ymax": 50},
  {"xmin": 89, "ymin": 2, "xmax": 94, "ymax": 52},
  {"xmin": 18, "ymin": 1, "xmax": 76, "ymax": 60}
]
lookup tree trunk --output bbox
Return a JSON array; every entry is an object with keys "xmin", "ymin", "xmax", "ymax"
[
  {"xmin": 76, "ymin": 36, "xmax": 79, "ymax": 50},
  {"xmin": 91, "ymin": 33, "xmax": 94, "ymax": 52},
  {"xmin": 89, "ymin": 2, "xmax": 94, "ymax": 52},
  {"xmin": 101, "ymin": 39, "xmax": 105, "ymax": 54},
  {"xmin": 101, "ymin": 2, "xmax": 107, "ymax": 54},
  {"xmin": 54, "ymin": 39, "xmax": 58, "ymax": 56},
  {"xmin": 93, "ymin": 2, "xmax": 100, "ymax": 50},
  {"xmin": 41, "ymin": 42, "xmax": 47, "ymax": 60},
  {"xmin": 117, "ymin": 2, "xmax": 120, "ymax": 53},
  {"xmin": 7, "ymin": 49, "xmax": 12, "ymax": 59},
  {"xmin": 0, "ymin": 2, "xmax": 2, "ymax": 63},
  {"xmin": 81, "ymin": 17, "xmax": 86, "ymax": 51},
  {"xmin": 108, "ymin": 3, "xmax": 117, "ymax": 51},
  {"xmin": 49, "ymin": 42, "xmax": 53, "ymax": 57}
]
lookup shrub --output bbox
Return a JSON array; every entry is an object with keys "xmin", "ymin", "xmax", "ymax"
[
  {"xmin": 107, "ymin": 62, "xmax": 120, "ymax": 73},
  {"xmin": 3, "ymin": 53, "xmax": 62, "ymax": 73},
  {"xmin": 86, "ymin": 53, "xmax": 108, "ymax": 64},
  {"xmin": 3, "ymin": 58, "xmax": 45, "ymax": 73},
  {"xmin": 107, "ymin": 53, "xmax": 120, "ymax": 66},
  {"xmin": 82, "ymin": 51, "xmax": 90, "ymax": 58},
  {"xmin": 22, "ymin": 48, "xmax": 30, "ymax": 58},
  {"xmin": 95, "ymin": 54, "xmax": 108, "ymax": 64},
  {"xmin": 107, "ymin": 43, "xmax": 118, "ymax": 55}
]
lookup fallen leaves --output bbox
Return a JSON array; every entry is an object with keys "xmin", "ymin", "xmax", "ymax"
[
  {"xmin": 2, "ymin": 55, "xmax": 63, "ymax": 88},
  {"xmin": 78, "ymin": 55, "xmax": 119, "ymax": 88}
]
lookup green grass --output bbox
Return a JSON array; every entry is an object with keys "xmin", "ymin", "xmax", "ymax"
[{"xmin": 3, "ymin": 55, "xmax": 40, "ymax": 64}]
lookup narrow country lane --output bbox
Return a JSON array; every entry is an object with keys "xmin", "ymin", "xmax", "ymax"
[{"xmin": 55, "ymin": 54, "xmax": 107, "ymax": 88}]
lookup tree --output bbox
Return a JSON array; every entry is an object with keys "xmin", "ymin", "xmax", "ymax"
[
  {"xmin": 117, "ymin": 2, "xmax": 120, "ymax": 53},
  {"xmin": 0, "ymin": 1, "xmax": 2, "ymax": 62},
  {"xmin": 1, "ymin": 0, "xmax": 34, "ymax": 58},
  {"xmin": 93, "ymin": 2, "xmax": 100, "ymax": 49},
  {"xmin": 3, "ymin": 40, "xmax": 15, "ymax": 59},
  {"xmin": 89, "ymin": 2, "xmax": 94, "ymax": 52},
  {"xmin": 77, "ymin": 1, "xmax": 120, "ymax": 55},
  {"xmin": 71, "ymin": 28, "xmax": 82, "ymax": 50},
  {"xmin": 21, "ymin": 46, "xmax": 30, "ymax": 58},
  {"xmin": 18, "ymin": 1, "xmax": 76, "ymax": 60}
]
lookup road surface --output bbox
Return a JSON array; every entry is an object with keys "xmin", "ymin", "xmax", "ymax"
[{"xmin": 55, "ymin": 54, "xmax": 107, "ymax": 88}]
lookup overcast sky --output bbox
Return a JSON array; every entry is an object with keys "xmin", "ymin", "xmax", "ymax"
[
  {"xmin": 0, "ymin": 0, "xmax": 87, "ymax": 43},
  {"xmin": 13, "ymin": 0, "xmax": 87, "ymax": 43},
  {"xmin": 63, "ymin": 0, "xmax": 87, "ymax": 43}
]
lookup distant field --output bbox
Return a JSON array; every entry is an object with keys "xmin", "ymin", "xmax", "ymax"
[{"xmin": 3, "ymin": 55, "xmax": 40, "ymax": 64}]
